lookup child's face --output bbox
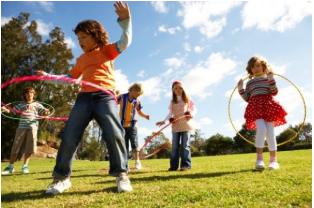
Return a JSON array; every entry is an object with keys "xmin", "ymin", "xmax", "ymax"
[
  {"xmin": 130, "ymin": 89, "xmax": 141, "ymax": 99},
  {"xmin": 25, "ymin": 91, "xmax": 34, "ymax": 102},
  {"xmin": 173, "ymin": 85, "xmax": 183, "ymax": 96},
  {"xmin": 77, "ymin": 31, "xmax": 98, "ymax": 52},
  {"xmin": 251, "ymin": 61, "xmax": 264, "ymax": 75}
]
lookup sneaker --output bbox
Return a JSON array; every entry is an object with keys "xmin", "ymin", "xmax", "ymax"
[
  {"xmin": 268, "ymin": 162, "xmax": 280, "ymax": 170},
  {"xmin": 22, "ymin": 166, "xmax": 29, "ymax": 173},
  {"xmin": 2, "ymin": 166, "xmax": 14, "ymax": 175},
  {"xmin": 180, "ymin": 167, "xmax": 188, "ymax": 171},
  {"xmin": 255, "ymin": 160, "xmax": 266, "ymax": 170},
  {"xmin": 168, "ymin": 167, "xmax": 177, "ymax": 171},
  {"xmin": 135, "ymin": 160, "xmax": 142, "ymax": 170},
  {"xmin": 45, "ymin": 178, "xmax": 72, "ymax": 195},
  {"xmin": 116, "ymin": 172, "xmax": 133, "ymax": 193}
]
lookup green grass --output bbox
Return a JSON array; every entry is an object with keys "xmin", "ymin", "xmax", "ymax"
[{"xmin": 1, "ymin": 150, "xmax": 312, "ymax": 208}]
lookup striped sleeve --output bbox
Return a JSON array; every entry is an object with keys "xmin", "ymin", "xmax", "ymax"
[
  {"xmin": 268, "ymin": 79, "xmax": 278, "ymax": 96},
  {"xmin": 239, "ymin": 88, "xmax": 250, "ymax": 102}
]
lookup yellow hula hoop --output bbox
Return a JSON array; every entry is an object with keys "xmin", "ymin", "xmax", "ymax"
[{"xmin": 228, "ymin": 73, "xmax": 307, "ymax": 147}]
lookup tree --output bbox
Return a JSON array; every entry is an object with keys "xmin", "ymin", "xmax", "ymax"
[
  {"xmin": 85, "ymin": 137, "xmax": 102, "ymax": 161},
  {"xmin": 233, "ymin": 124, "xmax": 256, "ymax": 153},
  {"xmin": 277, "ymin": 128, "xmax": 297, "ymax": 151},
  {"xmin": 190, "ymin": 129, "xmax": 206, "ymax": 156},
  {"xmin": 1, "ymin": 12, "xmax": 77, "ymax": 159},
  {"xmin": 289, "ymin": 122, "xmax": 312, "ymax": 143},
  {"xmin": 205, "ymin": 133, "xmax": 234, "ymax": 155},
  {"xmin": 144, "ymin": 132, "xmax": 170, "ymax": 159}
]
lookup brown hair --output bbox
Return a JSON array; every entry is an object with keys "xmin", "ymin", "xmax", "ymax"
[
  {"xmin": 22, "ymin": 87, "xmax": 37, "ymax": 101},
  {"xmin": 172, "ymin": 85, "xmax": 189, "ymax": 104},
  {"xmin": 128, "ymin": 82, "xmax": 144, "ymax": 95},
  {"xmin": 74, "ymin": 20, "xmax": 109, "ymax": 46},
  {"xmin": 246, "ymin": 55, "xmax": 272, "ymax": 78}
]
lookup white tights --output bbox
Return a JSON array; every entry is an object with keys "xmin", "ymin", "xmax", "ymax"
[{"xmin": 255, "ymin": 119, "xmax": 277, "ymax": 151}]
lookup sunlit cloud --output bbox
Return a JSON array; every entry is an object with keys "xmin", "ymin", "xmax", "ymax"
[{"xmin": 242, "ymin": 1, "xmax": 312, "ymax": 32}]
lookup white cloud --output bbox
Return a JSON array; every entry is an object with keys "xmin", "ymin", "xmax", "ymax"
[
  {"xmin": 161, "ymin": 68, "xmax": 174, "ymax": 77},
  {"xmin": 38, "ymin": 1, "xmax": 54, "ymax": 12},
  {"xmin": 183, "ymin": 42, "xmax": 191, "ymax": 52},
  {"xmin": 64, "ymin": 37, "xmax": 76, "ymax": 49},
  {"xmin": 224, "ymin": 119, "xmax": 243, "ymax": 132},
  {"xmin": 36, "ymin": 19, "xmax": 53, "ymax": 36},
  {"xmin": 158, "ymin": 25, "xmax": 181, "ymax": 35},
  {"xmin": 114, "ymin": 70, "xmax": 130, "ymax": 93},
  {"xmin": 242, "ymin": 1, "xmax": 312, "ymax": 32},
  {"xmin": 1, "ymin": 16, "xmax": 12, "ymax": 25},
  {"xmin": 137, "ymin": 70, "xmax": 146, "ymax": 77},
  {"xmin": 199, "ymin": 118, "xmax": 213, "ymax": 125},
  {"xmin": 149, "ymin": 49, "xmax": 160, "ymax": 57},
  {"xmin": 231, "ymin": 28, "xmax": 240, "ymax": 34},
  {"xmin": 164, "ymin": 57, "xmax": 185, "ymax": 69},
  {"xmin": 177, "ymin": 1, "xmax": 241, "ymax": 38},
  {"xmin": 151, "ymin": 1, "xmax": 168, "ymax": 13},
  {"xmin": 141, "ymin": 77, "xmax": 162, "ymax": 103},
  {"xmin": 276, "ymin": 86, "xmax": 312, "ymax": 113},
  {"xmin": 194, "ymin": 46, "xmax": 203, "ymax": 53},
  {"xmin": 182, "ymin": 52, "xmax": 238, "ymax": 99}
]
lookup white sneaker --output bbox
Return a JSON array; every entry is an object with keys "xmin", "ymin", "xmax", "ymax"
[
  {"xmin": 45, "ymin": 178, "xmax": 72, "ymax": 195},
  {"xmin": 116, "ymin": 172, "xmax": 133, "ymax": 193},
  {"xmin": 255, "ymin": 160, "xmax": 266, "ymax": 170},
  {"xmin": 135, "ymin": 160, "xmax": 142, "ymax": 170},
  {"xmin": 268, "ymin": 162, "xmax": 280, "ymax": 170}
]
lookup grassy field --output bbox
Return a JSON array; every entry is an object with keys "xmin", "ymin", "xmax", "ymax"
[{"xmin": 1, "ymin": 150, "xmax": 312, "ymax": 208}]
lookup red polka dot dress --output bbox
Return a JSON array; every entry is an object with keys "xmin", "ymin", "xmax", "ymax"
[{"xmin": 239, "ymin": 77, "xmax": 287, "ymax": 130}]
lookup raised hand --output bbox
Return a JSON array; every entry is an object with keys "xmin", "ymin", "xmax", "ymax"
[
  {"xmin": 114, "ymin": 1, "xmax": 130, "ymax": 21},
  {"xmin": 35, "ymin": 70, "xmax": 46, "ymax": 76},
  {"xmin": 156, "ymin": 121, "xmax": 165, "ymax": 127}
]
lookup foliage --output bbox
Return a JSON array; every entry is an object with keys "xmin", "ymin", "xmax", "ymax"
[
  {"xmin": 277, "ymin": 128, "xmax": 297, "ymax": 151},
  {"xmin": 191, "ymin": 129, "xmax": 206, "ymax": 156},
  {"xmin": 84, "ymin": 137, "xmax": 102, "ymax": 161},
  {"xmin": 143, "ymin": 132, "xmax": 169, "ymax": 157},
  {"xmin": 289, "ymin": 122, "xmax": 312, "ymax": 143},
  {"xmin": 1, "ymin": 12, "xmax": 78, "ymax": 159},
  {"xmin": 233, "ymin": 123, "xmax": 256, "ymax": 153},
  {"xmin": 205, "ymin": 133, "xmax": 234, "ymax": 155}
]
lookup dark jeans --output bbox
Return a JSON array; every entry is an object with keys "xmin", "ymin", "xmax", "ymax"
[
  {"xmin": 124, "ymin": 127, "xmax": 139, "ymax": 152},
  {"xmin": 170, "ymin": 131, "xmax": 191, "ymax": 169},
  {"xmin": 53, "ymin": 92, "xmax": 127, "ymax": 178}
]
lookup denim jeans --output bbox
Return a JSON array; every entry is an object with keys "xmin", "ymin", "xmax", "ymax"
[
  {"xmin": 53, "ymin": 92, "xmax": 127, "ymax": 179},
  {"xmin": 170, "ymin": 131, "xmax": 191, "ymax": 169},
  {"xmin": 124, "ymin": 127, "xmax": 139, "ymax": 152}
]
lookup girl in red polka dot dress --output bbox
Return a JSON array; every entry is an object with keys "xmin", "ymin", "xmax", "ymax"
[{"xmin": 238, "ymin": 55, "xmax": 287, "ymax": 170}]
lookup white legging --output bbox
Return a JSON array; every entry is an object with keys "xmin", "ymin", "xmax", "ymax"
[{"xmin": 255, "ymin": 119, "xmax": 277, "ymax": 151}]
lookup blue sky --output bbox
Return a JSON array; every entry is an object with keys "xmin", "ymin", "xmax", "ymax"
[{"xmin": 1, "ymin": 1, "xmax": 312, "ymax": 148}]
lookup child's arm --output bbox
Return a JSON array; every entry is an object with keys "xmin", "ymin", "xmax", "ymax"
[
  {"xmin": 35, "ymin": 70, "xmax": 74, "ymax": 85},
  {"xmin": 114, "ymin": 1, "xmax": 132, "ymax": 53},
  {"xmin": 267, "ymin": 72, "xmax": 278, "ymax": 96},
  {"xmin": 238, "ymin": 79, "xmax": 250, "ymax": 102},
  {"xmin": 137, "ymin": 109, "xmax": 149, "ymax": 120}
]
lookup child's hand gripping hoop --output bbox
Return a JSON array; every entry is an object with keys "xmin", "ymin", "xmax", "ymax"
[
  {"xmin": 228, "ymin": 73, "xmax": 306, "ymax": 147},
  {"xmin": 139, "ymin": 115, "xmax": 188, "ymax": 159}
]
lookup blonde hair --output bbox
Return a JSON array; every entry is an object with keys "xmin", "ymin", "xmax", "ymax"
[
  {"xmin": 246, "ymin": 55, "xmax": 272, "ymax": 78},
  {"xmin": 128, "ymin": 82, "xmax": 144, "ymax": 95}
]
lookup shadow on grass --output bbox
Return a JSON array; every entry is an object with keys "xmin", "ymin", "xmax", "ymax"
[{"xmin": 1, "ymin": 187, "xmax": 119, "ymax": 203}]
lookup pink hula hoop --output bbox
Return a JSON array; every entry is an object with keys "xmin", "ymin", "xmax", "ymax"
[
  {"xmin": 1, "ymin": 75, "xmax": 117, "ymax": 121},
  {"xmin": 139, "ymin": 115, "xmax": 188, "ymax": 158}
]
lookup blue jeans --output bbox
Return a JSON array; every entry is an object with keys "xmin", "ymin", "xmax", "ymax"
[
  {"xmin": 53, "ymin": 92, "xmax": 127, "ymax": 179},
  {"xmin": 170, "ymin": 131, "xmax": 191, "ymax": 169},
  {"xmin": 124, "ymin": 127, "xmax": 139, "ymax": 152}
]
